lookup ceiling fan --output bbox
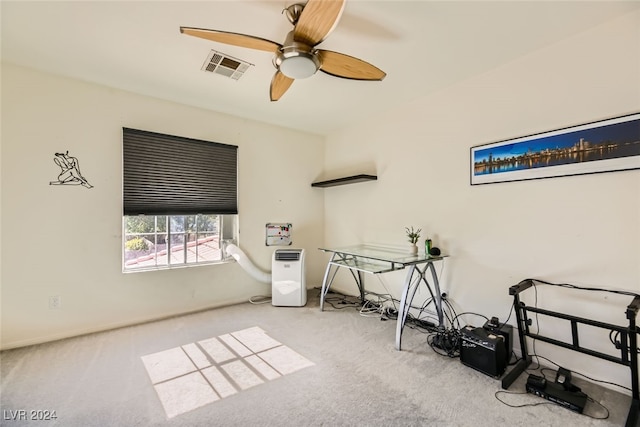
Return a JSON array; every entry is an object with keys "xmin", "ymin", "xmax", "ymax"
[{"xmin": 180, "ymin": 0, "xmax": 386, "ymax": 101}]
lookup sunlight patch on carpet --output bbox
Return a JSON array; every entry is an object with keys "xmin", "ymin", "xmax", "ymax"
[{"xmin": 141, "ymin": 326, "xmax": 314, "ymax": 419}]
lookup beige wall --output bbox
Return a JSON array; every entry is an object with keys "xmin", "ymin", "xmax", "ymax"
[
  {"xmin": 322, "ymin": 10, "xmax": 640, "ymax": 391},
  {"xmin": 0, "ymin": 64, "xmax": 325, "ymax": 349}
]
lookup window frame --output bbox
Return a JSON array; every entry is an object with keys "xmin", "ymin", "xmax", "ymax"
[{"xmin": 122, "ymin": 214, "xmax": 237, "ymax": 272}]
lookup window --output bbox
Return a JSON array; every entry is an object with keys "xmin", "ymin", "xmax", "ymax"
[
  {"xmin": 122, "ymin": 128, "xmax": 238, "ymax": 272},
  {"xmin": 124, "ymin": 214, "xmax": 238, "ymax": 270}
]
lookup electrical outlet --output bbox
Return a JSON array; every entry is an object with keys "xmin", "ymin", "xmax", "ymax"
[{"xmin": 49, "ymin": 296, "xmax": 61, "ymax": 309}]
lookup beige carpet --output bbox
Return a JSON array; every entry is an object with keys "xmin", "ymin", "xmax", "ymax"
[{"xmin": 1, "ymin": 289, "xmax": 636, "ymax": 426}]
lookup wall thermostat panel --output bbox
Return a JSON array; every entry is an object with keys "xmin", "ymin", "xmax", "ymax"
[{"xmin": 266, "ymin": 223, "xmax": 292, "ymax": 246}]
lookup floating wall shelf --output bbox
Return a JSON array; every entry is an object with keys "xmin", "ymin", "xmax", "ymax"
[{"xmin": 311, "ymin": 174, "xmax": 377, "ymax": 188}]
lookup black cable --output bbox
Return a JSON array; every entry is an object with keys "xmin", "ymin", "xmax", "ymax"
[
  {"xmin": 323, "ymin": 292, "xmax": 361, "ymax": 310},
  {"xmin": 609, "ymin": 329, "xmax": 640, "ymax": 354},
  {"xmin": 451, "ymin": 311, "xmax": 489, "ymax": 327},
  {"xmin": 410, "ymin": 292, "xmax": 463, "ymax": 358},
  {"xmin": 327, "ymin": 290, "xmax": 447, "ymax": 319},
  {"xmin": 494, "ymin": 390, "xmax": 557, "ymax": 409},
  {"xmin": 499, "ymin": 302, "xmax": 515, "ymax": 330},
  {"xmin": 584, "ymin": 397, "xmax": 610, "ymax": 420},
  {"xmin": 408, "ymin": 318, "xmax": 438, "ymax": 334},
  {"xmin": 522, "ymin": 281, "xmax": 541, "ymax": 371},
  {"xmin": 403, "ymin": 292, "xmax": 461, "ymax": 334},
  {"xmin": 427, "ymin": 327, "xmax": 460, "ymax": 358},
  {"xmin": 508, "ymin": 350, "xmax": 519, "ymax": 366},
  {"xmin": 443, "ymin": 297, "xmax": 460, "ymax": 329},
  {"xmin": 526, "ymin": 278, "xmax": 640, "ymax": 299},
  {"xmin": 323, "ymin": 290, "xmax": 395, "ymax": 315},
  {"xmin": 385, "ymin": 306, "xmax": 439, "ymax": 334},
  {"xmin": 419, "ymin": 296, "xmax": 434, "ymax": 313},
  {"xmin": 540, "ymin": 367, "xmax": 555, "ymax": 380},
  {"xmin": 416, "ymin": 297, "xmax": 437, "ymax": 325}
]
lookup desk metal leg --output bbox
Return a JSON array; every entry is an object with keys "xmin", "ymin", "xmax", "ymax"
[
  {"xmin": 396, "ymin": 265, "xmax": 420, "ymax": 351},
  {"xmin": 319, "ymin": 253, "xmax": 339, "ymax": 311},
  {"xmin": 395, "ymin": 262, "xmax": 445, "ymax": 350},
  {"xmin": 356, "ymin": 270, "xmax": 365, "ymax": 304},
  {"xmin": 320, "ymin": 254, "xmax": 368, "ymax": 311},
  {"xmin": 427, "ymin": 262, "xmax": 445, "ymax": 328}
]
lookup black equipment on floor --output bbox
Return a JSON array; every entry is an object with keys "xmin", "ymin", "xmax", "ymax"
[
  {"xmin": 526, "ymin": 369, "xmax": 588, "ymax": 413},
  {"xmin": 460, "ymin": 325, "xmax": 508, "ymax": 377},
  {"xmin": 460, "ymin": 317, "xmax": 513, "ymax": 378},
  {"xmin": 501, "ymin": 279, "xmax": 640, "ymax": 427}
]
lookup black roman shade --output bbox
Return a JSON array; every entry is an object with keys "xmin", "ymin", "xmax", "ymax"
[{"xmin": 123, "ymin": 128, "xmax": 238, "ymax": 216}]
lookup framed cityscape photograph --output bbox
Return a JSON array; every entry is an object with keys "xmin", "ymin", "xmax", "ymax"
[{"xmin": 470, "ymin": 112, "xmax": 640, "ymax": 185}]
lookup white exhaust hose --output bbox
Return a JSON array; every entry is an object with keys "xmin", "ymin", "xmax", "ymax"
[{"xmin": 225, "ymin": 243, "xmax": 272, "ymax": 284}]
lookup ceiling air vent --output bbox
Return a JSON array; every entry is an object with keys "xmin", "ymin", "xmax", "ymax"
[{"xmin": 201, "ymin": 50, "xmax": 253, "ymax": 80}]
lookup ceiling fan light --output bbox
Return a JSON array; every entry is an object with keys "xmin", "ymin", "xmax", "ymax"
[{"xmin": 279, "ymin": 55, "xmax": 318, "ymax": 79}]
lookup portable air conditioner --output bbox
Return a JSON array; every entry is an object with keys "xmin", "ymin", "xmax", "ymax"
[{"xmin": 271, "ymin": 249, "xmax": 306, "ymax": 307}]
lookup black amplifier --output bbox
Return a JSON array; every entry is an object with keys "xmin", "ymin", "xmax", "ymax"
[{"xmin": 459, "ymin": 325, "xmax": 507, "ymax": 378}]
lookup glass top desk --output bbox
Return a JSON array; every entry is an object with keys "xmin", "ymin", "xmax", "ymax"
[{"xmin": 318, "ymin": 244, "xmax": 448, "ymax": 351}]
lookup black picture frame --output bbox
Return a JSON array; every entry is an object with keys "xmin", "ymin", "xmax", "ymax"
[{"xmin": 470, "ymin": 112, "xmax": 640, "ymax": 185}]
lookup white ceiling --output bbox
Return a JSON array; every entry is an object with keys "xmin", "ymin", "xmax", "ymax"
[{"xmin": 2, "ymin": 1, "xmax": 638, "ymax": 136}]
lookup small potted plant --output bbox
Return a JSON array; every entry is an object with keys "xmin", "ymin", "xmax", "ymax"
[{"xmin": 405, "ymin": 226, "xmax": 421, "ymax": 254}]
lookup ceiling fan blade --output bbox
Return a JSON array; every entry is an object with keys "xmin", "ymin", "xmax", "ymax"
[
  {"xmin": 180, "ymin": 27, "xmax": 281, "ymax": 52},
  {"xmin": 317, "ymin": 50, "xmax": 386, "ymax": 81},
  {"xmin": 294, "ymin": 0, "xmax": 345, "ymax": 46},
  {"xmin": 270, "ymin": 71, "xmax": 295, "ymax": 101}
]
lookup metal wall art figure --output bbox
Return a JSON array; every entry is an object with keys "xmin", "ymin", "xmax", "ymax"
[{"xmin": 49, "ymin": 151, "xmax": 93, "ymax": 188}]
